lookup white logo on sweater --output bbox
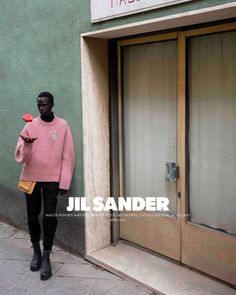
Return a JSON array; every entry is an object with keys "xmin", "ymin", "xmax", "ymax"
[{"xmin": 50, "ymin": 130, "xmax": 58, "ymax": 141}]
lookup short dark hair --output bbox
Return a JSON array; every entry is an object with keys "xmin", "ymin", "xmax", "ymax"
[{"xmin": 37, "ymin": 92, "xmax": 54, "ymax": 105}]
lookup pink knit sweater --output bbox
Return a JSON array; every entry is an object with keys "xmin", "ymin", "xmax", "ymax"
[{"xmin": 15, "ymin": 116, "xmax": 76, "ymax": 190}]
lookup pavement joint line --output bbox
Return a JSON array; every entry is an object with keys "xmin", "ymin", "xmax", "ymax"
[
  {"xmin": 0, "ymin": 257, "xmax": 89, "ymax": 264},
  {"xmin": 54, "ymin": 275, "xmax": 124, "ymax": 280},
  {"xmin": 50, "ymin": 259, "xmax": 89, "ymax": 265},
  {"xmin": 11, "ymin": 235, "xmax": 29, "ymax": 239},
  {"xmin": 1, "ymin": 258, "xmax": 30, "ymax": 261},
  {"xmin": 1, "ymin": 232, "xmax": 19, "ymax": 239}
]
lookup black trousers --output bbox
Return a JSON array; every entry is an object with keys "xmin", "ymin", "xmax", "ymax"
[{"xmin": 25, "ymin": 182, "xmax": 59, "ymax": 250}]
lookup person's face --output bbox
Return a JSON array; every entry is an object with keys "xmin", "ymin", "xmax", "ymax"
[{"xmin": 37, "ymin": 97, "xmax": 53, "ymax": 116}]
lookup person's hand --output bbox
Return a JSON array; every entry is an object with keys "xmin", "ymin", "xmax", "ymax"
[
  {"xmin": 19, "ymin": 135, "xmax": 38, "ymax": 143},
  {"xmin": 59, "ymin": 189, "xmax": 68, "ymax": 195}
]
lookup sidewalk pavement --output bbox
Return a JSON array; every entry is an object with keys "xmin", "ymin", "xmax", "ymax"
[{"xmin": 0, "ymin": 221, "xmax": 153, "ymax": 295}]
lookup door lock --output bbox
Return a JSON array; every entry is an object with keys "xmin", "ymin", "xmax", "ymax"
[{"xmin": 166, "ymin": 161, "xmax": 179, "ymax": 182}]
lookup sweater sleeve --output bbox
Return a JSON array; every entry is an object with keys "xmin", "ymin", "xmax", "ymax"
[
  {"xmin": 15, "ymin": 125, "xmax": 34, "ymax": 163},
  {"xmin": 59, "ymin": 124, "xmax": 76, "ymax": 190}
]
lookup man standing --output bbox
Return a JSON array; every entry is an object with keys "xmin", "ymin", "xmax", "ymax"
[{"xmin": 15, "ymin": 92, "xmax": 76, "ymax": 280}]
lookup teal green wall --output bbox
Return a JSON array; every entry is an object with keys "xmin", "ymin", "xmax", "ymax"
[
  {"xmin": 0, "ymin": 0, "xmax": 86, "ymax": 253},
  {"xmin": 0, "ymin": 0, "xmax": 233, "ymax": 254}
]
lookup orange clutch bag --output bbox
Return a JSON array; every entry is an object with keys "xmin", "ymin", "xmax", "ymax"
[{"xmin": 18, "ymin": 180, "xmax": 36, "ymax": 194}]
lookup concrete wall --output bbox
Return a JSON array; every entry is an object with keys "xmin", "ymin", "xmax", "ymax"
[{"xmin": 0, "ymin": 0, "xmax": 232, "ymax": 255}]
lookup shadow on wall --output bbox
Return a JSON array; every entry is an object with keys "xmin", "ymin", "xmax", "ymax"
[{"xmin": 0, "ymin": 184, "xmax": 28, "ymax": 230}]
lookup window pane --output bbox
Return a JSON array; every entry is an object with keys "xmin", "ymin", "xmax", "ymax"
[
  {"xmin": 123, "ymin": 40, "xmax": 177, "ymax": 214},
  {"xmin": 188, "ymin": 31, "xmax": 236, "ymax": 234}
]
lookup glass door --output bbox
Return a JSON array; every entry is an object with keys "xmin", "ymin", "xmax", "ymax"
[
  {"xmin": 182, "ymin": 26, "xmax": 236, "ymax": 286},
  {"xmin": 118, "ymin": 34, "xmax": 181, "ymax": 261}
]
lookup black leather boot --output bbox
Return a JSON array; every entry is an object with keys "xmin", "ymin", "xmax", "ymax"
[
  {"xmin": 40, "ymin": 250, "xmax": 52, "ymax": 280},
  {"xmin": 30, "ymin": 242, "xmax": 42, "ymax": 271}
]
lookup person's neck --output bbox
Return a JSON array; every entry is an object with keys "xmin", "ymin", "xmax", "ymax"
[{"xmin": 40, "ymin": 112, "xmax": 54, "ymax": 122}]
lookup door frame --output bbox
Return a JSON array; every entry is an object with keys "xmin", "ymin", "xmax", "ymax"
[{"xmin": 113, "ymin": 21, "xmax": 236, "ymax": 285}]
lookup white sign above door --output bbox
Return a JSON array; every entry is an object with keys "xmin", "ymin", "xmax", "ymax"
[{"xmin": 91, "ymin": 0, "xmax": 192, "ymax": 23}]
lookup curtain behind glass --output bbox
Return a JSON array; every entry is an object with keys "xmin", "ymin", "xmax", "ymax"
[
  {"xmin": 123, "ymin": 40, "xmax": 177, "ymax": 213},
  {"xmin": 188, "ymin": 31, "xmax": 236, "ymax": 234}
]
